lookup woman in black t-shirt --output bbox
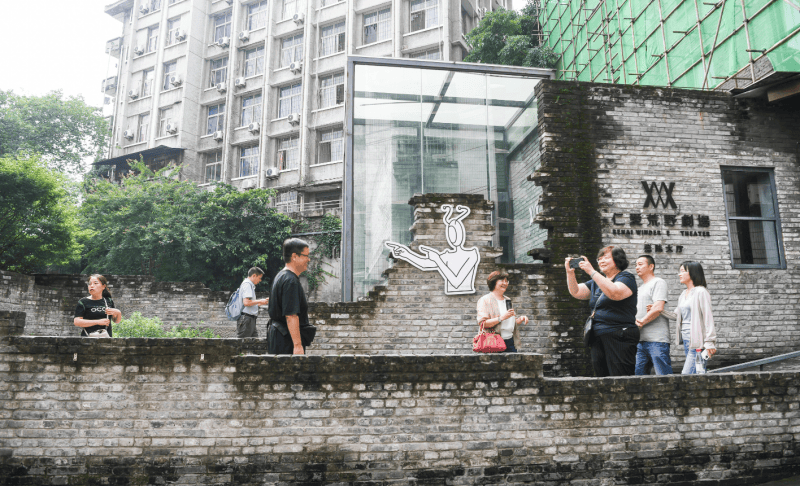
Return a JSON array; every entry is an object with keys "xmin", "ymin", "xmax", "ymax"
[{"xmin": 74, "ymin": 274, "xmax": 121, "ymax": 337}]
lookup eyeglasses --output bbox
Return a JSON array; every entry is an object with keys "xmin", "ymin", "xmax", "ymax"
[{"xmin": 296, "ymin": 252, "xmax": 311, "ymax": 259}]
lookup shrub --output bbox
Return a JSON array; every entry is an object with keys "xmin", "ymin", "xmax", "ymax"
[{"xmin": 114, "ymin": 312, "xmax": 220, "ymax": 338}]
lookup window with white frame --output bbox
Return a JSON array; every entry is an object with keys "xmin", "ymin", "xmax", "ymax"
[
  {"xmin": 276, "ymin": 190, "xmax": 299, "ymax": 212},
  {"xmin": 316, "ymin": 127, "xmax": 343, "ymax": 165},
  {"xmin": 277, "ymin": 136, "xmax": 299, "ymax": 170},
  {"xmin": 319, "ymin": 72, "xmax": 344, "ymax": 108},
  {"xmin": 213, "ymin": 11, "xmax": 232, "ymax": 43},
  {"xmin": 247, "ymin": 1, "xmax": 269, "ymax": 30},
  {"xmin": 410, "ymin": 0, "xmax": 438, "ymax": 32},
  {"xmin": 282, "ymin": 0, "xmax": 299, "ymax": 20},
  {"xmin": 206, "ymin": 103, "xmax": 225, "ymax": 135},
  {"xmin": 244, "ymin": 46, "xmax": 265, "ymax": 77},
  {"xmin": 141, "ymin": 68, "xmax": 155, "ymax": 96},
  {"xmin": 137, "ymin": 113, "xmax": 150, "ymax": 143},
  {"xmin": 146, "ymin": 25, "xmax": 159, "ymax": 53},
  {"xmin": 239, "ymin": 144, "xmax": 259, "ymax": 177},
  {"xmin": 162, "ymin": 61, "xmax": 177, "ymax": 90},
  {"xmin": 240, "ymin": 93, "xmax": 263, "ymax": 126},
  {"xmin": 210, "ymin": 58, "xmax": 228, "ymax": 88},
  {"xmin": 158, "ymin": 107, "xmax": 174, "ymax": 136},
  {"xmin": 321, "ymin": 0, "xmax": 343, "ymax": 6},
  {"xmin": 166, "ymin": 17, "xmax": 181, "ymax": 45},
  {"xmin": 204, "ymin": 151, "xmax": 223, "ymax": 183},
  {"xmin": 280, "ymin": 34, "xmax": 303, "ymax": 67},
  {"xmin": 278, "ymin": 83, "xmax": 302, "ymax": 118},
  {"xmin": 141, "ymin": 0, "xmax": 161, "ymax": 15},
  {"xmin": 320, "ymin": 21, "xmax": 345, "ymax": 57},
  {"xmin": 409, "ymin": 48, "xmax": 440, "ymax": 60},
  {"xmin": 363, "ymin": 8, "xmax": 391, "ymax": 44}
]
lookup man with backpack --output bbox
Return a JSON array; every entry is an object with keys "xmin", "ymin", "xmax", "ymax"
[{"xmin": 236, "ymin": 267, "xmax": 269, "ymax": 338}]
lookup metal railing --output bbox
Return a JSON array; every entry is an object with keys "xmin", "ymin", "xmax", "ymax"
[
  {"xmin": 710, "ymin": 350, "xmax": 800, "ymax": 373},
  {"xmin": 272, "ymin": 199, "xmax": 341, "ymax": 215}
]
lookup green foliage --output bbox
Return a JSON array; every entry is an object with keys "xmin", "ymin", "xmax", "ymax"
[
  {"xmin": 0, "ymin": 155, "xmax": 86, "ymax": 273},
  {"xmin": 80, "ymin": 162, "xmax": 293, "ymax": 291},
  {"xmin": 464, "ymin": 2, "xmax": 559, "ymax": 69},
  {"xmin": 114, "ymin": 312, "xmax": 220, "ymax": 338},
  {"xmin": 0, "ymin": 90, "xmax": 109, "ymax": 176},
  {"xmin": 303, "ymin": 214, "xmax": 341, "ymax": 292}
]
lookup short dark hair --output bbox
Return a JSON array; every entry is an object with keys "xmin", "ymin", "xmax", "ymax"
[
  {"xmin": 248, "ymin": 267, "xmax": 264, "ymax": 277},
  {"xmin": 637, "ymin": 255, "xmax": 655, "ymax": 270},
  {"xmin": 283, "ymin": 238, "xmax": 310, "ymax": 263},
  {"xmin": 680, "ymin": 261, "xmax": 708, "ymax": 288},
  {"xmin": 597, "ymin": 246, "xmax": 629, "ymax": 271},
  {"xmin": 486, "ymin": 270, "xmax": 509, "ymax": 291}
]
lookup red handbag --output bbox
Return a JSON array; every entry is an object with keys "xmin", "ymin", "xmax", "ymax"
[{"xmin": 473, "ymin": 321, "xmax": 507, "ymax": 353}]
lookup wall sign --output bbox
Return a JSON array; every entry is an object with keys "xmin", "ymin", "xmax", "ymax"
[{"xmin": 385, "ymin": 204, "xmax": 480, "ymax": 295}]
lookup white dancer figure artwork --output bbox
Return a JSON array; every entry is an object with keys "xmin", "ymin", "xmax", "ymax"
[{"xmin": 385, "ymin": 204, "xmax": 481, "ymax": 295}]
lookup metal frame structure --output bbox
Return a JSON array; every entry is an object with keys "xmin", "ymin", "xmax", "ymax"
[{"xmin": 343, "ymin": 55, "xmax": 553, "ymax": 301}]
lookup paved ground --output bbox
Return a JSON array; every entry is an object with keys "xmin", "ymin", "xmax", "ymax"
[{"xmin": 757, "ymin": 477, "xmax": 800, "ymax": 485}]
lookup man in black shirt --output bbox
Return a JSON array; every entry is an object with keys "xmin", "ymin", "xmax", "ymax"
[{"xmin": 267, "ymin": 238, "xmax": 311, "ymax": 355}]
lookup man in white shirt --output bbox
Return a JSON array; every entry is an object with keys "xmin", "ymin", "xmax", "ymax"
[
  {"xmin": 236, "ymin": 267, "xmax": 269, "ymax": 338},
  {"xmin": 634, "ymin": 255, "xmax": 671, "ymax": 375}
]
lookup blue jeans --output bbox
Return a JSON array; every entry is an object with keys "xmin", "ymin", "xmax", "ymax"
[
  {"xmin": 502, "ymin": 338, "xmax": 517, "ymax": 353},
  {"xmin": 635, "ymin": 342, "xmax": 672, "ymax": 375},
  {"xmin": 682, "ymin": 339, "xmax": 706, "ymax": 374}
]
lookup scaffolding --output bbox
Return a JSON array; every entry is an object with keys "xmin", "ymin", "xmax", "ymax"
[{"xmin": 538, "ymin": 0, "xmax": 800, "ymax": 90}]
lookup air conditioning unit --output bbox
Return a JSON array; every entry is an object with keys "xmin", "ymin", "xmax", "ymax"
[
  {"xmin": 212, "ymin": 131, "xmax": 224, "ymax": 141},
  {"xmin": 170, "ymin": 74, "xmax": 183, "ymax": 87},
  {"xmin": 216, "ymin": 36, "xmax": 230, "ymax": 47},
  {"xmin": 128, "ymin": 89, "xmax": 140, "ymax": 100},
  {"xmin": 134, "ymin": 45, "xmax": 144, "ymax": 55},
  {"xmin": 292, "ymin": 12, "xmax": 305, "ymax": 25},
  {"xmin": 166, "ymin": 123, "xmax": 178, "ymax": 134},
  {"xmin": 123, "ymin": 129, "xmax": 135, "ymax": 139},
  {"xmin": 216, "ymin": 82, "xmax": 227, "ymax": 93},
  {"xmin": 265, "ymin": 167, "xmax": 279, "ymax": 178},
  {"xmin": 238, "ymin": 31, "xmax": 249, "ymax": 42},
  {"xmin": 287, "ymin": 113, "xmax": 301, "ymax": 126},
  {"xmin": 234, "ymin": 77, "xmax": 246, "ymax": 88},
  {"xmin": 289, "ymin": 62, "xmax": 302, "ymax": 74},
  {"xmin": 248, "ymin": 122, "xmax": 260, "ymax": 133},
  {"xmin": 140, "ymin": 4, "xmax": 150, "ymax": 14},
  {"xmin": 175, "ymin": 29, "xmax": 187, "ymax": 41}
]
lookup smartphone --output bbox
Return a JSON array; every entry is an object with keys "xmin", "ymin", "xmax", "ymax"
[{"xmin": 569, "ymin": 258, "xmax": 583, "ymax": 270}]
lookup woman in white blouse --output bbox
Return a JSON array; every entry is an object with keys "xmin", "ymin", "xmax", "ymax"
[
  {"xmin": 476, "ymin": 270, "xmax": 529, "ymax": 353},
  {"xmin": 675, "ymin": 261, "xmax": 717, "ymax": 374}
]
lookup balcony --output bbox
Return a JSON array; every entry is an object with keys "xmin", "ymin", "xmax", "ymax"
[
  {"xmin": 105, "ymin": 37, "xmax": 123, "ymax": 58},
  {"xmin": 273, "ymin": 198, "xmax": 342, "ymax": 215},
  {"xmin": 102, "ymin": 76, "xmax": 118, "ymax": 95}
]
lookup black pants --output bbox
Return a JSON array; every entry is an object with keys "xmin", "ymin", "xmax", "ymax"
[
  {"xmin": 268, "ymin": 324, "xmax": 304, "ymax": 355},
  {"xmin": 236, "ymin": 314, "xmax": 258, "ymax": 338},
  {"xmin": 591, "ymin": 326, "xmax": 639, "ymax": 377}
]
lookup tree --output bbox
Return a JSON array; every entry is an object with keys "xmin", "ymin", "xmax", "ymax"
[
  {"xmin": 0, "ymin": 156, "xmax": 85, "ymax": 273},
  {"xmin": 80, "ymin": 163, "xmax": 293, "ymax": 291},
  {"xmin": 0, "ymin": 90, "xmax": 109, "ymax": 176},
  {"xmin": 464, "ymin": 2, "xmax": 559, "ymax": 69}
]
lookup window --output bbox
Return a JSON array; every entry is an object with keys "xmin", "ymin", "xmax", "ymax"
[
  {"xmin": 137, "ymin": 113, "xmax": 150, "ymax": 143},
  {"xmin": 363, "ymin": 8, "xmax": 391, "ymax": 44},
  {"xmin": 205, "ymin": 151, "xmax": 223, "ymax": 183},
  {"xmin": 321, "ymin": 0, "xmax": 343, "ymax": 6},
  {"xmin": 158, "ymin": 107, "xmax": 174, "ymax": 136},
  {"xmin": 319, "ymin": 72, "xmax": 344, "ymax": 108},
  {"xmin": 277, "ymin": 137, "xmax": 299, "ymax": 170},
  {"xmin": 410, "ymin": 0, "xmax": 438, "ymax": 32},
  {"xmin": 320, "ymin": 21, "xmax": 345, "ymax": 57},
  {"xmin": 146, "ymin": 25, "xmax": 159, "ymax": 53},
  {"xmin": 141, "ymin": 0, "xmax": 161, "ymax": 15},
  {"xmin": 722, "ymin": 167, "xmax": 784, "ymax": 268},
  {"xmin": 244, "ymin": 46, "xmax": 265, "ymax": 77},
  {"xmin": 141, "ymin": 68, "xmax": 155, "ymax": 96},
  {"xmin": 247, "ymin": 1, "xmax": 269, "ymax": 30},
  {"xmin": 163, "ymin": 61, "xmax": 177, "ymax": 90},
  {"xmin": 409, "ymin": 48, "xmax": 440, "ymax": 60},
  {"xmin": 317, "ymin": 127, "xmax": 343, "ymax": 164},
  {"xmin": 241, "ymin": 93, "xmax": 263, "ymax": 126},
  {"xmin": 210, "ymin": 57, "xmax": 228, "ymax": 87},
  {"xmin": 278, "ymin": 83, "xmax": 302, "ymax": 118},
  {"xmin": 282, "ymin": 0, "xmax": 299, "ymax": 20},
  {"xmin": 239, "ymin": 145, "xmax": 259, "ymax": 177},
  {"xmin": 166, "ymin": 17, "xmax": 181, "ymax": 45},
  {"xmin": 461, "ymin": 7, "xmax": 470, "ymax": 37},
  {"xmin": 213, "ymin": 11, "xmax": 232, "ymax": 43},
  {"xmin": 276, "ymin": 190, "xmax": 299, "ymax": 212},
  {"xmin": 206, "ymin": 103, "xmax": 225, "ymax": 134},
  {"xmin": 280, "ymin": 34, "xmax": 303, "ymax": 67}
]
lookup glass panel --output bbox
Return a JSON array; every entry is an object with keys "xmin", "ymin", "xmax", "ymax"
[
  {"xmin": 729, "ymin": 220, "xmax": 780, "ymax": 265},
  {"xmin": 724, "ymin": 170, "xmax": 775, "ymax": 218}
]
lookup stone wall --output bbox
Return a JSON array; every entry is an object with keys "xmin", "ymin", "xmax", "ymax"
[{"xmin": 2, "ymin": 332, "xmax": 800, "ymax": 485}]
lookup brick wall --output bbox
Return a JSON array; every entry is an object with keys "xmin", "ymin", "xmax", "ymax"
[{"xmin": 2, "ymin": 332, "xmax": 800, "ymax": 485}]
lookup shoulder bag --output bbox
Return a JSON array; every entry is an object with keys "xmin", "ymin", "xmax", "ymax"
[
  {"xmin": 87, "ymin": 298, "xmax": 112, "ymax": 338},
  {"xmin": 473, "ymin": 321, "xmax": 507, "ymax": 353}
]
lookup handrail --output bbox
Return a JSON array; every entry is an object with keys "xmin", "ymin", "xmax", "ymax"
[{"xmin": 709, "ymin": 349, "xmax": 800, "ymax": 373}]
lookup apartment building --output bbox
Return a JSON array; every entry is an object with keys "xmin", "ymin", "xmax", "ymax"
[{"xmin": 100, "ymin": 0, "xmax": 505, "ymax": 211}]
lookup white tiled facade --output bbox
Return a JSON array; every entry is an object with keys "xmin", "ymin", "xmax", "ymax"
[{"xmin": 102, "ymin": 0, "xmax": 504, "ymax": 207}]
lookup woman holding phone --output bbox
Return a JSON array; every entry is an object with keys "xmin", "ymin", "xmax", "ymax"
[
  {"xmin": 476, "ymin": 270, "xmax": 529, "ymax": 353},
  {"xmin": 73, "ymin": 274, "xmax": 122, "ymax": 337}
]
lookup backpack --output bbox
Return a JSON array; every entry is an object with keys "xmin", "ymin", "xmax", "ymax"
[{"xmin": 224, "ymin": 283, "xmax": 246, "ymax": 321}]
